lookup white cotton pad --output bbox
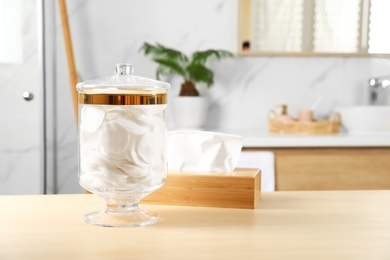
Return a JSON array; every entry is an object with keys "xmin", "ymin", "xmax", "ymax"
[
  {"xmin": 98, "ymin": 121, "xmax": 130, "ymax": 155},
  {"xmin": 126, "ymin": 136, "xmax": 150, "ymax": 167},
  {"xmin": 114, "ymin": 116, "xmax": 148, "ymax": 135},
  {"xmin": 133, "ymin": 114, "xmax": 166, "ymax": 138},
  {"xmin": 126, "ymin": 105, "xmax": 166, "ymax": 116},
  {"xmin": 79, "ymin": 104, "xmax": 167, "ymax": 190},
  {"xmin": 134, "ymin": 114, "xmax": 164, "ymax": 129},
  {"xmin": 116, "ymin": 162, "xmax": 151, "ymax": 179},
  {"xmin": 80, "ymin": 149, "xmax": 100, "ymax": 173},
  {"xmin": 137, "ymin": 132, "xmax": 162, "ymax": 165},
  {"xmin": 81, "ymin": 105, "xmax": 106, "ymax": 133},
  {"xmin": 79, "ymin": 128, "xmax": 99, "ymax": 150}
]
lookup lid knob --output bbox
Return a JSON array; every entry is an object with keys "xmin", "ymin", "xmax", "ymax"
[{"xmin": 115, "ymin": 63, "xmax": 134, "ymax": 76}]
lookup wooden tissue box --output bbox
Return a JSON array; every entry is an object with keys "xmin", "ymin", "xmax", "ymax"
[{"xmin": 142, "ymin": 168, "xmax": 261, "ymax": 209}]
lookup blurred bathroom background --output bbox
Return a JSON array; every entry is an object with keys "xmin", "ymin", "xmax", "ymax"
[{"xmin": 1, "ymin": 0, "xmax": 390, "ymax": 195}]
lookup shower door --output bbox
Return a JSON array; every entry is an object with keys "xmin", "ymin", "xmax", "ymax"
[{"xmin": 0, "ymin": 0, "xmax": 46, "ymax": 194}]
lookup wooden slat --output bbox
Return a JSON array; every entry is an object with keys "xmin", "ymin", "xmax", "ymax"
[{"xmin": 58, "ymin": 0, "xmax": 79, "ymax": 122}]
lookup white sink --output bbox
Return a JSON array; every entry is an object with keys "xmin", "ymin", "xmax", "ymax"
[{"xmin": 334, "ymin": 106, "xmax": 390, "ymax": 134}]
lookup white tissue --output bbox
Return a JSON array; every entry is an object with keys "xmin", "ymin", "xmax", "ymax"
[{"xmin": 167, "ymin": 130, "xmax": 243, "ymax": 173}]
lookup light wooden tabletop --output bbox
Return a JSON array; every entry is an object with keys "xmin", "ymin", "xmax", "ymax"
[{"xmin": 1, "ymin": 190, "xmax": 390, "ymax": 260}]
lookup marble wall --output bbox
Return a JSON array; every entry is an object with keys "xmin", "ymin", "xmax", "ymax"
[{"xmin": 52, "ymin": 0, "xmax": 390, "ymax": 193}]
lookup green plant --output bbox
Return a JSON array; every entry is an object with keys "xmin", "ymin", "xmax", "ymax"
[{"xmin": 140, "ymin": 42, "xmax": 233, "ymax": 96}]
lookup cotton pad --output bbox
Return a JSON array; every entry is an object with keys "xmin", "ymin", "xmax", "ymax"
[
  {"xmin": 81, "ymin": 105, "xmax": 106, "ymax": 133},
  {"xmin": 98, "ymin": 121, "xmax": 130, "ymax": 155},
  {"xmin": 127, "ymin": 104, "xmax": 166, "ymax": 116},
  {"xmin": 79, "ymin": 104, "xmax": 167, "ymax": 190}
]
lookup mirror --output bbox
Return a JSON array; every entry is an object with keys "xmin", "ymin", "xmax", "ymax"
[{"xmin": 238, "ymin": 0, "xmax": 390, "ymax": 56}]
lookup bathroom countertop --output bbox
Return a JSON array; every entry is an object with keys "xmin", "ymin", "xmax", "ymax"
[
  {"xmin": 2, "ymin": 191, "xmax": 390, "ymax": 259},
  {"xmin": 209, "ymin": 129, "xmax": 390, "ymax": 148}
]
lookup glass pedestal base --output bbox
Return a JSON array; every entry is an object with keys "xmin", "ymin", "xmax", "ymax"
[
  {"xmin": 80, "ymin": 183, "xmax": 165, "ymax": 227},
  {"xmin": 84, "ymin": 207, "xmax": 160, "ymax": 227}
]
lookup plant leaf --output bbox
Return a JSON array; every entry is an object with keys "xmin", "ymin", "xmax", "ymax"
[
  {"xmin": 191, "ymin": 50, "xmax": 233, "ymax": 65},
  {"xmin": 140, "ymin": 42, "xmax": 190, "ymax": 81},
  {"xmin": 140, "ymin": 42, "xmax": 188, "ymax": 64},
  {"xmin": 153, "ymin": 58, "xmax": 187, "ymax": 80},
  {"xmin": 187, "ymin": 63, "xmax": 214, "ymax": 87}
]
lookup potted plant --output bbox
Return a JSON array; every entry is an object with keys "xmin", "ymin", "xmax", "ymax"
[
  {"xmin": 140, "ymin": 42, "xmax": 233, "ymax": 129},
  {"xmin": 140, "ymin": 42, "xmax": 233, "ymax": 96}
]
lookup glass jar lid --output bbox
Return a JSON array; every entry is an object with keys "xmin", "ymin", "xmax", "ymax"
[
  {"xmin": 77, "ymin": 64, "xmax": 170, "ymax": 105},
  {"xmin": 76, "ymin": 64, "xmax": 170, "ymax": 93}
]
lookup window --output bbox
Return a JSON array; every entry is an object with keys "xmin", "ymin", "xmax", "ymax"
[{"xmin": 239, "ymin": 0, "xmax": 390, "ymax": 55}]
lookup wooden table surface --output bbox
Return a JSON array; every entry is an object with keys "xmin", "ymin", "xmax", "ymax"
[{"xmin": 1, "ymin": 191, "xmax": 390, "ymax": 260}]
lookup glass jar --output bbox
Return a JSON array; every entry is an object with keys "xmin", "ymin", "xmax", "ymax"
[{"xmin": 77, "ymin": 64, "xmax": 170, "ymax": 227}]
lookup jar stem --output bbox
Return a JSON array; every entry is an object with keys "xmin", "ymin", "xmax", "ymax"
[{"xmin": 107, "ymin": 201, "xmax": 140, "ymax": 213}]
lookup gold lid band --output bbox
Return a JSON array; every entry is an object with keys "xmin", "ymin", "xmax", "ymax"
[{"xmin": 79, "ymin": 93, "xmax": 167, "ymax": 105}]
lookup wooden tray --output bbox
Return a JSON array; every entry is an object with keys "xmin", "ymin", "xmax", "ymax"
[{"xmin": 142, "ymin": 168, "xmax": 261, "ymax": 209}]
